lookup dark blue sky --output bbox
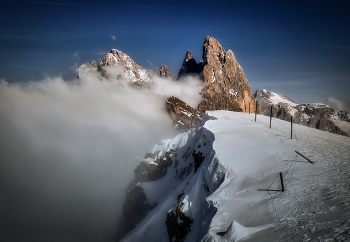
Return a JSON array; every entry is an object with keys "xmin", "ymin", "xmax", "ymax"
[{"xmin": 1, "ymin": 0, "xmax": 349, "ymax": 105}]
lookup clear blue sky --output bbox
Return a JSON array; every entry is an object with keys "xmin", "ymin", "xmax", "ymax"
[{"xmin": 1, "ymin": 0, "xmax": 349, "ymax": 105}]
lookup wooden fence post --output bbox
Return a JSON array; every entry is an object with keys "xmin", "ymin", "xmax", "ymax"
[
  {"xmin": 270, "ymin": 105, "xmax": 272, "ymax": 129},
  {"xmin": 279, "ymin": 172, "xmax": 285, "ymax": 192},
  {"xmin": 295, "ymin": 151, "xmax": 314, "ymax": 164},
  {"xmin": 291, "ymin": 116, "xmax": 293, "ymax": 139},
  {"xmin": 255, "ymin": 100, "xmax": 257, "ymax": 122}
]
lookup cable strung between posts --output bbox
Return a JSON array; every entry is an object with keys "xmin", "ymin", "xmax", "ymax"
[
  {"xmin": 256, "ymin": 114, "xmax": 314, "ymax": 198},
  {"xmin": 287, "ymin": 154, "xmax": 298, "ymax": 184}
]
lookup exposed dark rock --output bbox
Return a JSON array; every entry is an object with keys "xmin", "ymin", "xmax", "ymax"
[
  {"xmin": 177, "ymin": 50, "xmax": 203, "ymax": 79},
  {"xmin": 122, "ymin": 186, "xmax": 156, "ymax": 235},
  {"xmin": 255, "ymin": 89, "xmax": 349, "ymax": 136},
  {"xmin": 165, "ymin": 203, "xmax": 193, "ymax": 242},
  {"xmin": 316, "ymin": 117, "xmax": 346, "ymax": 135},
  {"xmin": 147, "ymin": 153, "xmax": 173, "ymax": 181},
  {"xmin": 158, "ymin": 64, "xmax": 176, "ymax": 79},
  {"xmin": 192, "ymin": 150, "xmax": 205, "ymax": 173},
  {"xmin": 117, "ymin": 148, "xmax": 177, "ymax": 239},
  {"xmin": 166, "ymin": 96, "xmax": 203, "ymax": 132}
]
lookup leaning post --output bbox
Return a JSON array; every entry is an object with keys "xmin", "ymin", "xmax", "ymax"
[{"xmin": 279, "ymin": 172, "xmax": 285, "ymax": 192}]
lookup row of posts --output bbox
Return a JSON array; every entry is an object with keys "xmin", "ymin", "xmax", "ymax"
[
  {"xmin": 246, "ymin": 101, "xmax": 293, "ymax": 139},
  {"xmin": 247, "ymin": 101, "xmax": 313, "ymax": 194}
]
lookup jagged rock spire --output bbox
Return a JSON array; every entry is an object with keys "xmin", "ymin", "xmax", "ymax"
[
  {"xmin": 198, "ymin": 36, "xmax": 258, "ymax": 113},
  {"xmin": 177, "ymin": 50, "xmax": 202, "ymax": 79},
  {"xmin": 158, "ymin": 64, "xmax": 175, "ymax": 79}
]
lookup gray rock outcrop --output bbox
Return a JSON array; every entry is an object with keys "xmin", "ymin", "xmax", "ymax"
[
  {"xmin": 255, "ymin": 89, "xmax": 349, "ymax": 136},
  {"xmin": 166, "ymin": 96, "xmax": 203, "ymax": 132},
  {"xmin": 158, "ymin": 64, "xmax": 176, "ymax": 79}
]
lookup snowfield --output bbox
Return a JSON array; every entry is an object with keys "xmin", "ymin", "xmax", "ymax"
[{"xmin": 122, "ymin": 111, "xmax": 350, "ymax": 242}]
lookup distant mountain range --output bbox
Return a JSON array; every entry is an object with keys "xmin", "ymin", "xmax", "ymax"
[
  {"xmin": 255, "ymin": 89, "xmax": 349, "ymax": 136},
  {"xmin": 78, "ymin": 37, "xmax": 349, "ymax": 137}
]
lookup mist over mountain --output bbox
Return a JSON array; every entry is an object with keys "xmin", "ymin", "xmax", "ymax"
[{"xmin": 0, "ymin": 70, "xmax": 202, "ymax": 241}]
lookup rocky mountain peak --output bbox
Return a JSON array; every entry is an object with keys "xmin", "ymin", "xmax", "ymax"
[
  {"xmin": 184, "ymin": 49, "xmax": 194, "ymax": 62},
  {"xmin": 78, "ymin": 36, "xmax": 260, "ymax": 132},
  {"xmin": 198, "ymin": 36, "xmax": 258, "ymax": 113},
  {"xmin": 158, "ymin": 64, "xmax": 175, "ymax": 79},
  {"xmin": 202, "ymin": 36, "xmax": 225, "ymax": 63},
  {"xmin": 78, "ymin": 49, "xmax": 153, "ymax": 87},
  {"xmin": 98, "ymin": 49, "xmax": 153, "ymax": 87},
  {"xmin": 177, "ymin": 50, "xmax": 201, "ymax": 79}
]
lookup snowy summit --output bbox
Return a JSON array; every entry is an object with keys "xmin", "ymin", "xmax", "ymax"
[{"xmin": 120, "ymin": 111, "xmax": 350, "ymax": 241}]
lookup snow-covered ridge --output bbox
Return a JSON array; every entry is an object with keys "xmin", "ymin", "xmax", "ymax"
[
  {"xmin": 260, "ymin": 89, "xmax": 296, "ymax": 107},
  {"xmin": 121, "ymin": 111, "xmax": 350, "ymax": 241},
  {"xmin": 255, "ymin": 89, "xmax": 350, "ymax": 136}
]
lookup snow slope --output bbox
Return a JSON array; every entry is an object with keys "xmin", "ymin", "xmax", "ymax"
[
  {"xmin": 122, "ymin": 111, "xmax": 350, "ymax": 242},
  {"xmin": 255, "ymin": 89, "xmax": 350, "ymax": 136}
]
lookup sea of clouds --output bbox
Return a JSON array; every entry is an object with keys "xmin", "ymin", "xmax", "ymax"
[{"xmin": 0, "ymin": 69, "xmax": 203, "ymax": 241}]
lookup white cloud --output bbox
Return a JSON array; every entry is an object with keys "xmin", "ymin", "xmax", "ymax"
[
  {"xmin": 147, "ymin": 60, "xmax": 158, "ymax": 70},
  {"xmin": 325, "ymin": 96, "xmax": 350, "ymax": 112},
  {"xmin": 95, "ymin": 50, "xmax": 107, "ymax": 56},
  {"xmin": 111, "ymin": 36, "xmax": 116, "ymax": 40},
  {"xmin": 0, "ymin": 70, "xmax": 203, "ymax": 241},
  {"xmin": 72, "ymin": 51, "xmax": 79, "ymax": 59}
]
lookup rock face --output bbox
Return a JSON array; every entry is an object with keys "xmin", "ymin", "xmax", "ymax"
[
  {"xmin": 165, "ymin": 202, "xmax": 193, "ymax": 242},
  {"xmin": 117, "ymin": 129, "xmax": 214, "ymax": 241},
  {"xmin": 116, "ymin": 143, "xmax": 178, "ymax": 240},
  {"xmin": 255, "ymin": 89, "xmax": 349, "ymax": 136},
  {"xmin": 198, "ymin": 37, "xmax": 258, "ymax": 113},
  {"xmin": 158, "ymin": 64, "xmax": 176, "ymax": 79},
  {"xmin": 78, "ymin": 37, "xmax": 259, "ymax": 132},
  {"xmin": 177, "ymin": 50, "xmax": 203, "ymax": 79},
  {"xmin": 166, "ymin": 96, "xmax": 203, "ymax": 132},
  {"xmin": 168, "ymin": 36, "xmax": 259, "ymax": 132},
  {"xmin": 121, "ymin": 185, "xmax": 156, "ymax": 235},
  {"xmin": 78, "ymin": 49, "xmax": 154, "ymax": 87}
]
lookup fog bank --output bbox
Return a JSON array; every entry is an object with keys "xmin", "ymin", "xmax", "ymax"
[
  {"xmin": 0, "ymin": 73, "xmax": 203, "ymax": 241},
  {"xmin": 325, "ymin": 96, "xmax": 350, "ymax": 113}
]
